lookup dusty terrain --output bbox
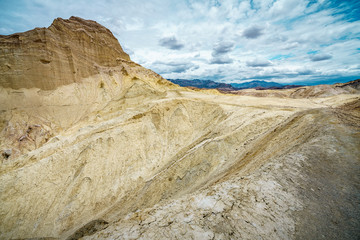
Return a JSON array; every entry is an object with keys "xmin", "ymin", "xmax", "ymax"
[
  {"xmin": 219, "ymin": 79, "xmax": 360, "ymax": 98},
  {"xmin": 0, "ymin": 17, "xmax": 359, "ymax": 240}
]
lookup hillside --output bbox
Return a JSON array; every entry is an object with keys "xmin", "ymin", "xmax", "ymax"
[{"xmin": 0, "ymin": 17, "xmax": 359, "ymax": 240}]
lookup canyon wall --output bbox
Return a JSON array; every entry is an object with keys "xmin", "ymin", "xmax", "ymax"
[{"xmin": 0, "ymin": 16, "xmax": 130, "ymax": 90}]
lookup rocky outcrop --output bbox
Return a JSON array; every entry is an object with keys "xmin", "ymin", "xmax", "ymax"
[
  {"xmin": 0, "ymin": 16, "xmax": 130, "ymax": 90},
  {"xmin": 0, "ymin": 16, "xmax": 175, "ymax": 160}
]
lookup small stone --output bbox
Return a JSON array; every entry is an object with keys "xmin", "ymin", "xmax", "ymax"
[{"xmin": 2, "ymin": 149, "xmax": 11, "ymax": 159}]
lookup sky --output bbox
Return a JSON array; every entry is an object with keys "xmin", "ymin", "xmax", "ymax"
[{"xmin": 1, "ymin": 0, "xmax": 360, "ymax": 85}]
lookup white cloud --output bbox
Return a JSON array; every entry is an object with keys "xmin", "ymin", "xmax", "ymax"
[
  {"xmin": 269, "ymin": 0, "xmax": 307, "ymax": 19},
  {"xmin": 1, "ymin": 0, "xmax": 359, "ymax": 84},
  {"xmin": 247, "ymin": 59, "xmax": 272, "ymax": 67},
  {"xmin": 310, "ymin": 53, "xmax": 332, "ymax": 62},
  {"xmin": 159, "ymin": 36, "xmax": 185, "ymax": 50},
  {"xmin": 242, "ymin": 26, "xmax": 263, "ymax": 39}
]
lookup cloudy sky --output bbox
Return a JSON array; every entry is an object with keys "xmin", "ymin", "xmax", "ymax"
[{"xmin": 1, "ymin": 0, "xmax": 359, "ymax": 85}]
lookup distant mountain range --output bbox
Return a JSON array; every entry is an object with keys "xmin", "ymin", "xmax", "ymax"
[
  {"xmin": 168, "ymin": 79, "xmax": 302, "ymax": 90},
  {"xmin": 231, "ymin": 80, "xmax": 283, "ymax": 89},
  {"xmin": 168, "ymin": 79, "xmax": 234, "ymax": 90}
]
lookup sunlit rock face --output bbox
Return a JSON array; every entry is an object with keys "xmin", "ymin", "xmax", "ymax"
[
  {"xmin": 0, "ymin": 17, "xmax": 359, "ymax": 240},
  {"xmin": 0, "ymin": 16, "xmax": 130, "ymax": 90}
]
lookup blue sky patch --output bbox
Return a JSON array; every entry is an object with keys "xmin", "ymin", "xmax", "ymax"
[
  {"xmin": 307, "ymin": 50, "xmax": 319, "ymax": 55},
  {"xmin": 269, "ymin": 54, "xmax": 294, "ymax": 60}
]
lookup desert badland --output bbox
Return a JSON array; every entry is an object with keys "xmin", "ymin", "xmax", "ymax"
[{"xmin": 0, "ymin": 17, "xmax": 359, "ymax": 239}]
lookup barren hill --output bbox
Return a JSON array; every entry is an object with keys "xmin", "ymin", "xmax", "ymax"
[
  {"xmin": 220, "ymin": 79, "xmax": 360, "ymax": 98},
  {"xmin": 0, "ymin": 16, "xmax": 130, "ymax": 90},
  {"xmin": 0, "ymin": 17, "xmax": 359, "ymax": 240}
]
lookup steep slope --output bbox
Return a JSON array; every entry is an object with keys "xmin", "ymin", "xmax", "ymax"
[
  {"xmin": 0, "ymin": 16, "xmax": 177, "ymax": 161},
  {"xmin": 0, "ymin": 16, "xmax": 130, "ymax": 90},
  {"xmin": 0, "ymin": 17, "xmax": 359, "ymax": 240}
]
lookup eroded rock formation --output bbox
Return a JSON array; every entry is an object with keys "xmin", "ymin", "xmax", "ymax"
[{"xmin": 0, "ymin": 16, "xmax": 130, "ymax": 90}]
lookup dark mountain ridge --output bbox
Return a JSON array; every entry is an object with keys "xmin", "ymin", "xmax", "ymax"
[
  {"xmin": 230, "ymin": 80, "xmax": 283, "ymax": 89},
  {"xmin": 168, "ymin": 79, "xmax": 303, "ymax": 90},
  {"xmin": 168, "ymin": 79, "xmax": 235, "ymax": 90}
]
